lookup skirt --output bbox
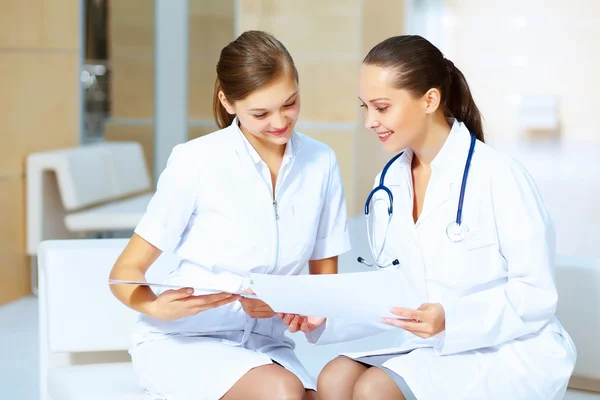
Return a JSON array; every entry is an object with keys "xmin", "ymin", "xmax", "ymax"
[{"xmin": 354, "ymin": 354, "xmax": 417, "ymax": 400}]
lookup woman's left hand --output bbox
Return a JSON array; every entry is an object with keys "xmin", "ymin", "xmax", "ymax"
[{"xmin": 382, "ymin": 303, "xmax": 446, "ymax": 339}]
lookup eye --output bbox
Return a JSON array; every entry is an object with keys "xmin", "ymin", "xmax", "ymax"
[
  {"xmin": 359, "ymin": 104, "xmax": 366, "ymax": 109},
  {"xmin": 253, "ymin": 113, "xmax": 267, "ymax": 119},
  {"xmin": 283, "ymin": 100, "xmax": 297, "ymax": 108},
  {"xmin": 375, "ymin": 106, "xmax": 389, "ymax": 113}
]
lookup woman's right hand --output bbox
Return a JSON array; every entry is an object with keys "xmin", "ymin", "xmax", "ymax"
[
  {"xmin": 277, "ymin": 313, "xmax": 326, "ymax": 333},
  {"xmin": 148, "ymin": 288, "xmax": 239, "ymax": 321}
]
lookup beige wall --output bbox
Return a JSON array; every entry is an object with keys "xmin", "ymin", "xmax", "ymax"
[
  {"xmin": 442, "ymin": 0, "xmax": 600, "ymax": 144},
  {"xmin": 106, "ymin": 1, "xmax": 232, "ymax": 180},
  {"xmin": 0, "ymin": 0, "xmax": 80, "ymax": 305},
  {"xmin": 106, "ymin": 0, "xmax": 406, "ymax": 214},
  {"xmin": 237, "ymin": 0, "xmax": 405, "ymax": 215}
]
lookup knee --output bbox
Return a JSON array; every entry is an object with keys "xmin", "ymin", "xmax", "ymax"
[
  {"xmin": 352, "ymin": 376, "xmax": 377, "ymax": 400},
  {"xmin": 317, "ymin": 357, "xmax": 348, "ymax": 391},
  {"xmin": 270, "ymin": 372, "xmax": 306, "ymax": 400},
  {"xmin": 352, "ymin": 372, "xmax": 406, "ymax": 400},
  {"xmin": 317, "ymin": 357, "xmax": 354, "ymax": 393}
]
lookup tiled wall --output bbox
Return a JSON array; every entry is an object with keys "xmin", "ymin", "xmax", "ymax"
[
  {"xmin": 0, "ymin": 0, "xmax": 80, "ymax": 304},
  {"xmin": 105, "ymin": 1, "xmax": 234, "ymax": 181}
]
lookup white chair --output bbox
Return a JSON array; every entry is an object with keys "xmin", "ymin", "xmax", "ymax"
[
  {"xmin": 38, "ymin": 239, "xmax": 600, "ymax": 399},
  {"xmin": 38, "ymin": 238, "xmax": 178, "ymax": 400},
  {"xmin": 555, "ymin": 255, "xmax": 600, "ymax": 393},
  {"xmin": 27, "ymin": 142, "xmax": 153, "ymax": 294}
]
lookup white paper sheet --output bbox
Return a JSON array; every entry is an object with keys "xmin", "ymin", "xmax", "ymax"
[
  {"xmin": 249, "ymin": 269, "xmax": 425, "ymax": 322},
  {"xmin": 108, "ymin": 279, "xmax": 257, "ymax": 298}
]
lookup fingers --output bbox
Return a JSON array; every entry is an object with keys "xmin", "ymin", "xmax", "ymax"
[
  {"xmin": 281, "ymin": 313, "xmax": 296, "ymax": 326},
  {"xmin": 301, "ymin": 316, "xmax": 326, "ymax": 332},
  {"xmin": 238, "ymin": 298, "xmax": 275, "ymax": 319},
  {"xmin": 181, "ymin": 291, "xmax": 237, "ymax": 306},
  {"xmin": 381, "ymin": 318, "xmax": 437, "ymax": 338},
  {"xmin": 390, "ymin": 307, "xmax": 425, "ymax": 322},
  {"xmin": 276, "ymin": 313, "xmax": 301, "ymax": 330},
  {"xmin": 192, "ymin": 294, "xmax": 239, "ymax": 312},
  {"xmin": 161, "ymin": 287, "xmax": 195, "ymax": 300},
  {"xmin": 288, "ymin": 315, "xmax": 303, "ymax": 333},
  {"xmin": 300, "ymin": 318, "xmax": 312, "ymax": 332}
]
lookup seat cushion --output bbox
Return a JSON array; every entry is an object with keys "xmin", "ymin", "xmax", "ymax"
[
  {"xmin": 564, "ymin": 389, "xmax": 600, "ymax": 399},
  {"xmin": 64, "ymin": 193, "xmax": 153, "ymax": 231},
  {"xmin": 48, "ymin": 362, "xmax": 149, "ymax": 400}
]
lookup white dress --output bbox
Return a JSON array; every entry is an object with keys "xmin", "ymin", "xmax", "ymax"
[
  {"xmin": 307, "ymin": 121, "xmax": 577, "ymax": 400},
  {"xmin": 130, "ymin": 118, "xmax": 351, "ymax": 400}
]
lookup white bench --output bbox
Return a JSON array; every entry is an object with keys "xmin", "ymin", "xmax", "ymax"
[
  {"xmin": 38, "ymin": 239, "xmax": 600, "ymax": 399},
  {"xmin": 26, "ymin": 142, "xmax": 153, "ymax": 293}
]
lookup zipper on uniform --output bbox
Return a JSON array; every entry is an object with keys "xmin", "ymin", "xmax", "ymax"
[{"xmin": 273, "ymin": 199, "xmax": 279, "ymax": 220}]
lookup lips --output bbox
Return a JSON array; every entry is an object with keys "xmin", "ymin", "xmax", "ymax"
[
  {"xmin": 376, "ymin": 130, "xmax": 394, "ymax": 142},
  {"xmin": 269, "ymin": 125, "xmax": 289, "ymax": 136}
]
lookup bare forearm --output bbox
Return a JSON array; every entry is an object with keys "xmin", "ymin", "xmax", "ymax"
[
  {"xmin": 309, "ymin": 256, "xmax": 338, "ymax": 275},
  {"xmin": 109, "ymin": 234, "xmax": 163, "ymax": 316},
  {"xmin": 109, "ymin": 265, "xmax": 157, "ymax": 316}
]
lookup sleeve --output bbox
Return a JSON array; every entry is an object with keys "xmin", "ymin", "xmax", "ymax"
[
  {"xmin": 305, "ymin": 317, "xmax": 403, "ymax": 345},
  {"xmin": 437, "ymin": 159, "xmax": 558, "ymax": 356},
  {"xmin": 310, "ymin": 150, "xmax": 352, "ymax": 260},
  {"xmin": 134, "ymin": 144, "xmax": 200, "ymax": 252}
]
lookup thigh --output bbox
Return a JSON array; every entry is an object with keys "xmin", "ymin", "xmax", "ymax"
[
  {"xmin": 317, "ymin": 356, "xmax": 367, "ymax": 400},
  {"xmin": 130, "ymin": 336, "xmax": 274, "ymax": 400},
  {"xmin": 353, "ymin": 367, "xmax": 406, "ymax": 400},
  {"xmin": 221, "ymin": 364, "xmax": 306, "ymax": 400}
]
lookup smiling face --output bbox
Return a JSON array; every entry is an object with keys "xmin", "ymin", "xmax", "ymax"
[
  {"xmin": 220, "ymin": 75, "xmax": 300, "ymax": 147},
  {"xmin": 359, "ymin": 64, "xmax": 433, "ymax": 153}
]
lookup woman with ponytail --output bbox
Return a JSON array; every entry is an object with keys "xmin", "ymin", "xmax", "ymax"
[
  {"xmin": 291, "ymin": 35, "xmax": 576, "ymax": 399},
  {"xmin": 110, "ymin": 30, "xmax": 350, "ymax": 400}
]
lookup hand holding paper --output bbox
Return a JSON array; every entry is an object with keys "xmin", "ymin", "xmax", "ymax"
[
  {"xmin": 149, "ymin": 288, "xmax": 239, "ymax": 321},
  {"xmin": 277, "ymin": 313, "xmax": 326, "ymax": 333},
  {"xmin": 250, "ymin": 269, "xmax": 425, "ymax": 323},
  {"xmin": 108, "ymin": 279, "xmax": 257, "ymax": 298},
  {"xmin": 238, "ymin": 289, "xmax": 276, "ymax": 319}
]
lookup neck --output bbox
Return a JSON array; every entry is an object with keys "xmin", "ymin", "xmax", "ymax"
[
  {"xmin": 240, "ymin": 123, "xmax": 286, "ymax": 161},
  {"xmin": 411, "ymin": 115, "xmax": 452, "ymax": 168}
]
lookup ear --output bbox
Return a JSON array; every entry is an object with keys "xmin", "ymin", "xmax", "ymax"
[
  {"xmin": 218, "ymin": 91, "xmax": 236, "ymax": 115},
  {"xmin": 422, "ymin": 88, "xmax": 442, "ymax": 114}
]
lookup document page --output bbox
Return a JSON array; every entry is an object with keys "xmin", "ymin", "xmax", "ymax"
[{"xmin": 250, "ymin": 269, "xmax": 425, "ymax": 322}]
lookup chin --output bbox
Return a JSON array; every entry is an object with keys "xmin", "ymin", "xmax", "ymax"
[{"xmin": 381, "ymin": 138, "xmax": 406, "ymax": 153}]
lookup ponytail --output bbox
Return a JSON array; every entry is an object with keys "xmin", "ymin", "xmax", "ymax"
[
  {"xmin": 363, "ymin": 35, "xmax": 485, "ymax": 142},
  {"xmin": 212, "ymin": 78, "xmax": 236, "ymax": 129},
  {"xmin": 444, "ymin": 60, "xmax": 484, "ymax": 142}
]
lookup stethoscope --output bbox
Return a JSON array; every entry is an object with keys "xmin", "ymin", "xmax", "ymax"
[{"xmin": 358, "ymin": 132, "xmax": 476, "ymax": 268}]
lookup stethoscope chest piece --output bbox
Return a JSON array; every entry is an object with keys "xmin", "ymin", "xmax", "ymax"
[{"xmin": 446, "ymin": 221, "xmax": 468, "ymax": 243}]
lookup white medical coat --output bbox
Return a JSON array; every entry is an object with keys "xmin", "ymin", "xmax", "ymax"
[
  {"xmin": 308, "ymin": 121, "xmax": 577, "ymax": 399},
  {"xmin": 130, "ymin": 118, "xmax": 351, "ymax": 396}
]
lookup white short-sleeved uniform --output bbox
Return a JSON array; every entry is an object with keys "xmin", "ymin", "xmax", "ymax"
[{"xmin": 129, "ymin": 118, "xmax": 350, "ymax": 400}]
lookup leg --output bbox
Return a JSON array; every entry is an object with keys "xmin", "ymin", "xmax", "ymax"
[
  {"xmin": 318, "ymin": 356, "xmax": 368, "ymax": 400},
  {"xmin": 221, "ymin": 364, "xmax": 306, "ymax": 400},
  {"xmin": 304, "ymin": 389, "xmax": 318, "ymax": 400},
  {"xmin": 353, "ymin": 367, "xmax": 406, "ymax": 400}
]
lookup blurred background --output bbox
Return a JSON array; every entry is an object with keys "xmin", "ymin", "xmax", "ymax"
[{"xmin": 1, "ymin": 0, "xmax": 599, "ymax": 398}]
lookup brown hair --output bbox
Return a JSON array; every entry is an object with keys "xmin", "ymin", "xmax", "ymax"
[
  {"xmin": 212, "ymin": 31, "xmax": 299, "ymax": 129},
  {"xmin": 363, "ymin": 35, "xmax": 484, "ymax": 142}
]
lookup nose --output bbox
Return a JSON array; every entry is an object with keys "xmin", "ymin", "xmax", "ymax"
[
  {"xmin": 271, "ymin": 112, "xmax": 286, "ymax": 130},
  {"xmin": 364, "ymin": 111, "xmax": 380, "ymax": 130}
]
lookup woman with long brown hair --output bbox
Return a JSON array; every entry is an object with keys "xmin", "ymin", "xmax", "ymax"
[{"xmin": 109, "ymin": 31, "xmax": 348, "ymax": 400}]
